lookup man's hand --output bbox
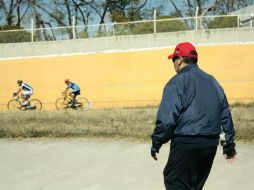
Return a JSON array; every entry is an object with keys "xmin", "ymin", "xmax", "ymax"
[
  {"xmin": 224, "ymin": 154, "xmax": 237, "ymax": 164},
  {"xmin": 223, "ymin": 143, "xmax": 237, "ymax": 164},
  {"xmin": 13, "ymin": 92, "xmax": 17, "ymax": 97},
  {"xmin": 151, "ymin": 146, "xmax": 159, "ymax": 161}
]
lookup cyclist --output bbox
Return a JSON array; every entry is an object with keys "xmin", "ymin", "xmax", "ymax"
[
  {"xmin": 63, "ymin": 79, "xmax": 81, "ymax": 107},
  {"xmin": 13, "ymin": 80, "xmax": 33, "ymax": 106}
]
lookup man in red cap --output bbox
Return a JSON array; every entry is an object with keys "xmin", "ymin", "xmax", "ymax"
[{"xmin": 151, "ymin": 42, "xmax": 237, "ymax": 190}]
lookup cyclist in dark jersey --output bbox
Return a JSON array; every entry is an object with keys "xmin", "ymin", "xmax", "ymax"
[
  {"xmin": 14, "ymin": 80, "xmax": 33, "ymax": 106},
  {"xmin": 63, "ymin": 79, "xmax": 81, "ymax": 107}
]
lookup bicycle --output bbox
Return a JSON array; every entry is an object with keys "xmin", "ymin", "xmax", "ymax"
[
  {"xmin": 55, "ymin": 92, "xmax": 90, "ymax": 110},
  {"xmin": 7, "ymin": 95, "xmax": 42, "ymax": 111}
]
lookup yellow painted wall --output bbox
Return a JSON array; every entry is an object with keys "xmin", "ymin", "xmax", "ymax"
[{"xmin": 0, "ymin": 44, "xmax": 254, "ymax": 110}]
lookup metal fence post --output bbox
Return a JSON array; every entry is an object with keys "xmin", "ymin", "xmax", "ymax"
[
  {"xmin": 195, "ymin": 7, "xmax": 199, "ymax": 30},
  {"xmin": 72, "ymin": 16, "xmax": 76, "ymax": 39},
  {"xmin": 154, "ymin": 9, "xmax": 157, "ymax": 34},
  {"xmin": 251, "ymin": 14, "xmax": 254, "ymax": 27},
  {"xmin": 31, "ymin": 18, "xmax": 34, "ymax": 42},
  {"xmin": 237, "ymin": 15, "xmax": 240, "ymax": 28},
  {"xmin": 112, "ymin": 23, "xmax": 115, "ymax": 36}
]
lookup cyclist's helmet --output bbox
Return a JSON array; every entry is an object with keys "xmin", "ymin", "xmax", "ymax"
[
  {"xmin": 65, "ymin": 79, "xmax": 70, "ymax": 84},
  {"xmin": 17, "ymin": 80, "xmax": 23, "ymax": 86}
]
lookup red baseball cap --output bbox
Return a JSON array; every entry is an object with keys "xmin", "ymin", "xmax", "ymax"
[{"xmin": 168, "ymin": 42, "xmax": 198, "ymax": 59}]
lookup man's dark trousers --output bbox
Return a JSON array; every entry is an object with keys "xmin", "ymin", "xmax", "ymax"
[{"xmin": 163, "ymin": 145, "xmax": 217, "ymax": 190}]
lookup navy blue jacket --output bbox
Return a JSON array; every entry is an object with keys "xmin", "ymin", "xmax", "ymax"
[{"xmin": 151, "ymin": 64, "xmax": 235, "ymax": 151}]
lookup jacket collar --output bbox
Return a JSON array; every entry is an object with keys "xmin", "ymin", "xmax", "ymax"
[{"xmin": 178, "ymin": 64, "xmax": 198, "ymax": 74}]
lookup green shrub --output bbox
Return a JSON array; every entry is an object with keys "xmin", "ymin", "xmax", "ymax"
[
  {"xmin": 208, "ymin": 16, "xmax": 238, "ymax": 29},
  {"xmin": 0, "ymin": 25, "xmax": 31, "ymax": 43},
  {"xmin": 131, "ymin": 16, "xmax": 188, "ymax": 35}
]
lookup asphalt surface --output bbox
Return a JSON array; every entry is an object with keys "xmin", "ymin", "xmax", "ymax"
[{"xmin": 0, "ymin": 139, "xmax": 253, "ymax": 190}]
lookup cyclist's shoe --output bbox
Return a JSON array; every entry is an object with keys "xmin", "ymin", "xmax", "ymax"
[
  {"xmin": 22, "ymin": 101, "xmax": 29, "ymax": 106},
  {"xmin": 27, "ymin": 105, "xmax": 36, "ymax": 110},
  {"xmin": 68, "ymin": 101, "xmax": 73, "ymax": 107},
  {"xmin": 21, "ymin": 101, "xmax": 31, "ymax": 109},
  {"xmin": 70, "ymin": 104, "xmax": 76, "ymax": 109},
  {"xmin": 75, "ymin": 102, "xmax": 82, "ymax": 107}
]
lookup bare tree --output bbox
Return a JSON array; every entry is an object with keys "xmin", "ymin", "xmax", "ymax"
[
  {"xmin": 1, "ymin": 0, "xmax": 253, "ymax": 41},
  {"xmin": 168, "ymin": 0, "xmax": 253, "ymax": 29},
  {"xmin": 106, "ymin": 0, "xmax": 148, "ymax": 22},
  {"xmin": 215, "ymin": 0, "xmax": 254, "ymax": 13},
  {"xmin": 0, "ymin": 0, "xmax": 16, "ymax": 25},
  {"xmin": 169, "ymin": 0, "xmax": 253, "ymax": 17},
  {"xmin": 16, "ymin": 0, "xmax": 31, "ymax": 27}
]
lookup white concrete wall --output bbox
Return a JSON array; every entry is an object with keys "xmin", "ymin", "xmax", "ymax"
[{"xmin": 1, "ymin": 27, "xmax": 254, "ymax": 58}]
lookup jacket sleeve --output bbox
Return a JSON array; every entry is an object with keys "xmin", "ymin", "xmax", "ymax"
[
  {"xmin": 220, "ymin": 92, "xmax": 235, "ymax": 146},
  {"xmin": 151, "ymin": 84, "xmax": 182, "ymax": 152}
]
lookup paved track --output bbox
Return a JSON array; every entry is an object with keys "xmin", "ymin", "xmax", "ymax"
[{"xmin": 0, "ymin": 139, "xmax": 253, "ymax": 190}]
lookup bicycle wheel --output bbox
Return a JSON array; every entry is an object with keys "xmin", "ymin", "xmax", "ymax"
[
  {"xmin": 29, "ymin": 99, "xmax": 42, "ymax": 111},
  {"xmin": 76, "ymin": 97, "xmax": 90, "ymax": 110},
  {"xmin": 7, "ymin": 99, "xmax": 22, "ymax": 111},
  {"xmin": 55, "ymin": 98, "xmax": 69, "ymax": 110}
]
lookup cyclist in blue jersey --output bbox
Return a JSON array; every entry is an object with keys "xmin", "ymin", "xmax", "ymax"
[
  {"xmin": 63, "ymin": 79, "xmax": 81, "ymax": 107},
  {"xmin": 13, "ymin": 80, "xmax": 33, "ymax": 106}
]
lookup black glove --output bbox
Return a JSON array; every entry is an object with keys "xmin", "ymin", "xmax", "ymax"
[
  {"xmin": 223, "ymin": 143, "xmax": 237, "ymax": 159},
  {"xmin": 13, "ymin": 92, "xmax": 17, "ymax": 97},
  {"xmin": 151, "ymin": 146, "xmax": 159, "ymax": 158}
]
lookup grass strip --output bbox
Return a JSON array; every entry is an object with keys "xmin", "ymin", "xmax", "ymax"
[{"xmin": 0, "ymin": 106, "xmax": 253, "ymax": 142}]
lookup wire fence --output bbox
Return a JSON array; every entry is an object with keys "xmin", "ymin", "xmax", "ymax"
[{"xmin": 0, "ymin": 14, "xmax": 254, "ymax": 44}]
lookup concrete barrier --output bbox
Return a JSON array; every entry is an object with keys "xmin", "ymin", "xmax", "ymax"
[{"xmin": 1, "ymin": 28, "xmax": 254, "ymax": 58}]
